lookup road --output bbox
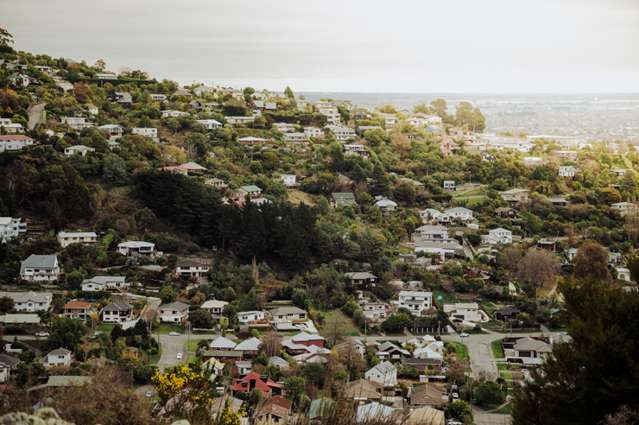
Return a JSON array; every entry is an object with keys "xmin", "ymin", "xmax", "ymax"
[{"xmin": 154, "ymin": 332, "xmax": 217, "ymax": 371}]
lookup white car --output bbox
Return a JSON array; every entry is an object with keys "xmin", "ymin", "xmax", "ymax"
[
  {"xmin": 460, "ymin": 332, "xmax": 469, "ymax": 338},
  {"xmin": 169, "ymin": 332, "xmax": 181, "ymax": 336},
  {"xmin": 176, "ymin": 352, "xmax": 183, "ymax": 360},
  {"xmin": 145, "ymin": 390, "xmax": 153, "ymax": 398},
  {"xmin": 35, "ymin": 331, "xmax": 50, "ymax": 337}
]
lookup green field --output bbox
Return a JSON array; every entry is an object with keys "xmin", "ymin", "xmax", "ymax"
[{"xmin": 320, "ymin": 309, "xmax": 360, "ymax": 337}]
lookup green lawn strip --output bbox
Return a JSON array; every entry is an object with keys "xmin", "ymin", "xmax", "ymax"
[
  {"xmin": 447, "ymin": 341, "xmax": 469, "ymax": 363},
  {"xmin": 320, "ymin": 309, "xmax": 360, "ymax": 337},
  {"xmin": 155, "ymin": 324, "xmax": 184, "ymax": 334},
  {"xmin": 491, "ymin": 339, "xmax": 505, "ymax": 359},
  {"xmin": 495, "ymin": 402, "xmax": 513, "ymax": 415}
]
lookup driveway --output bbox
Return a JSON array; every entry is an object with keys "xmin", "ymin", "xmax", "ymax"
[{"xmin": 27, "ymin": 102, "xmax": 46, "ymax": 130}]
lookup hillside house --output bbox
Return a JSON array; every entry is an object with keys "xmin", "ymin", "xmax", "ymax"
[
  {"xmin": 101, "ymin": 300, "xmax": 134, "ymax": 324},
  {"xmin": 484, "ymin": 228, "xmax": 513, "ymax": 245},
  {"xmin": 63, "ymin": 300, "xmax": 96, "ymax": 320},
  {"xmin": 444, "ymin": 207, "xmax": 474, "ymax": 222},
  {"xmin": 0, "ymin": 353, "xmax": 20, "ymax": 383},
  {"xmin": 325, "ymin": 125, "xmax": 355, "ymax": 141},
  {"xmin": 195, "ymin": 119, "xmax": 222, "ymax": 130},
  {"xmin": 117, "ymin": 241, "xmax": 155, "ymax": 257},
  {"xmin": 443, "ymin": 180, "xmax": 455, "ymax": 191},
  {"xmin": 231, "ymin": 372, "xmax": 283, "ymax": 397},
  {"xmin": 413, "ymin": 239, "xmax": 463, "ymax": 261},
  {"xmin": 611, "ymin": 202, "xmax": 638, "ymax": 217},
  {"xmin": 344, "ymin": 379, "xmax": 383, "ymax": 402},
  {"xmin": 237, "ymin": 310, "xmax": 267, "ymax": 324},
  {"xmin": 500, "ymin": 188, "xmax": 530, "ymax": 205},
  {"xmin": 376, "ymin": 342, "xmax": 411, "ymax": 361},
  {"xmin": 505, "ymin": 337, "xmax": 552, "ymax": 365},
  {"xmin": 44, "ymin": 348, "xmax": 72, "ymax": 369},
  {"xmin": 60, "ymin": 116, "xmax": 93, "ymax": 130},
  {"xmin": 235, "ymin": 337, "xmax": 263, "ymax": 357},
  {"xmin": 280, "ymin": 174, "xmax": 296, "ymax": 187},
  {"xmin": 161, "ymin": 110, "xmax": 189, "ymax": 118},
  {"xmin": 0, "ymin": 118, "xmax": 24, "ymax": 134},
  {"xmin": 0, "ymin": 217, "xmax": 26, "ymax": 242},
  {"xmin": 304, "ymin": 126, "xmax": 324, "ymax": 138},
  {"xmin": 132, "ymin": 127, "xmax": 159, "ymax": 139},
  {"xmin": 365, "ymin": 361, "xmax": 398, "ymax": 387},
  {"xmin": 269, "ymin": 306, "xmax": 307, "ymax": 323},
  {"xmin": 345, "ymin": 272, "xmax": 378, "ymax": 289},
  {"xmin": 361, "ymin": 302, "xmax": 392, "ymax": 323},
  {"xmin": 318, "ymin": 107, "xmax": 341, "ymax": 125},
  {"xmin": 559, "ymin": 165, "xmax": 576, "ymax": 178},
  {"xmin": 331, "ymin": 192, "xmax": 357, "ymax": 208},
  {"xmin": 374, "ymin": 197, "xmax": 397, "ymax": 212},
  {"xmin": 201, "ymin": 299, "xmax": 228, "ymax": 318},
  {"xmin": 20, "ymin": 254, "xmax": 60, "ymax": 282},
  {"xmin": 395, "ymin": 291, "xmax": 433, "ymax": 316},
  {"xmin": 416, "ymin": 225, "xmax": 448, "ymax": 241},
  {"xmin": 443, "ymin": 303, "xmax": 489, "ymax": 324},
  {"xmin": 158, "ymin": 301, "xmax": 189, "ymax": 323},
  {"xmin": 57, "ymin": 231, "xmax": 98, "ymax": 248},
  {"xmin": 64, "ymin": 145, "xmax": 95, "ymax": 157},
  {"xmin": 0, "ymin": 291, "xmax": 52, "ymax": 312},
  {"xmin": 81, "ymin": 276, "xmax": 128, "ymax": 292},
  {"xmin": 176, "ymin": 258, "xmax": 210, "ymax": 278},
  {"xmin": 0, "ymin": 135, "xmax": 34, "ymax": 152}
]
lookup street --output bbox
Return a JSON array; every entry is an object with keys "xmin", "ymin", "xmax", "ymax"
[{"xmin": 153, "ymin": 332, "xmax": 216, "ymax": 371}]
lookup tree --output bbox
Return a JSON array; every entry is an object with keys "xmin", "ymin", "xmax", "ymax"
[
  {"xmin": 159, "ymin": 286, "xmax": 177, "ymax": 303},
  {"xmin": 516, "ymin": 249, "xmax": 560, "ymax": 289},
  {"xmin": 0, "ymin": 27, "xmax": 14, "ymax": 52},
  {"xmin": 189, "ymin": 309, "xmax": 213, "ymax": 329},
  {"xmin": 284, "ymin": 86, "xmax": 295, "ymax": 99},
  {"xmin": 49, "ymin": 317, "xmax": 87, "ymax": 351},
  {"xmin": 0, "ymin": 296, "xmax": 14, "ymax": 314},
  {"xmin": 284, "ymin": 376, "xmax": 305, "ymax": 406},
  {"xmin": 446, "ymin": 400, "xmax": 473, "ymax": 424},
  {"xmin": 512, "ymin": 278, "xmax": 639, "ymax": 425},
  {"xmin": 474, "ymin": 381, "xmax": 505, "ymax": 407},
  {"xmin": 573, "ymin": 240, "xmax": 611, "ymax": 282},
  {"xmin": 455, "ymin": 101, "xmax": 486, "ymax": 132}
]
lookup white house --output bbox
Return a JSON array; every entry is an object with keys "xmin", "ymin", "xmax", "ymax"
[
  {"xmin": 415, "ymin": 225, "xmax": 448, "ymax": 241},
  {"xmin": 318, "ymin": 107, "xmax": 341, "ymax": 125},
  {"xmin": 81, "ymin": 276, "xmax": 128, "ymax": 292},
  {"xmin": 0, "ymin": 217, "xmax": 27, "ymax": 243},
  {"xmin": 413, "ymin": 239, "xmax": 463, "ymax": 261},
  {"xmin": 20, "ymin": 254, "xmax": 60, "ymax": 282},
  {"xmin": 374, "ymin": 197, "xmax": 398, "ymax": 212},
  {"xmin": 64, "ymin": 145, "xmax": 95, "ymax": 157},
  {"xmin": 57, "ymin": 231, "xmax": 98, "ymax": 248},
  {"xmin": 558, "ymin": 165, "xmax": 576, "ymax": 178},
  {"xmin": 0, "ymin": 353, "xmax": 19, "ymax": 383},
  {"xmin": 443, "ymin": 303, "xmax": 489, "ymax": 324},
  {"xmin": 505, "ymin": 337, "xmax": 552, "ymax": 366},
  {"xmin": 227, "ymin": 116, "xmax": 256, "ymax": 126},
  {"xmin": 0, "ymin": 118, "xmax": 24, "ymax": 134},
  {"xmin": 101, "ymin": 300, "xmax": 134, "ymax": 323},
  {"xmin": 175, "ymin": 259, "xmax": 210, "ymax": 278},
  {"xmin": 158, "ymin": 301, "xmax": 189, "ymax": 323},
  {"xmin": 196, "ymin": 119, "xmax": 222, "ymax": 130},
  {"xmin": 273, "ymin": 122, "xmax": 296, "ymax": 133},
  {"xmin": 361, "ymin": 302, "xmax": 392, "ymax": 323},
  {"xmin": 616, "ymin": 267, "xmax": 632, "ymax": 282},
  {"xmin": 0, "ymin": 291, "xmax": 52, "ymax": 312},
  {"xmin": 365, "ymin": 361, "xmax": 398, "ymax": 387},
  {"xmin": 161, "ymin": 110, "xmax": 189, "ymax": 118},
  {"xmin": 150, "ymin": 94, "xmax": 167, "ymax": 102},
  {"xmin": 420, "ymin": 209, "xmax": 444, "ymax": 224},
  {"xmin": 0, "ymin": 135, "xmax": 35, "ymax": 152},
  {"xmin": 395, "ymin": 291, "xmax": 433, "ymax": 316},
  {"xmin": 132, "ymin": 127, "xmax": 159, "ymax": 139},
  {"xmin": 237, "ymin": 310, "xmax": 266, "ymax": 324},
  {"xmin": 117, "ymin": 241, "xmax": 155, "ymax": 256},
  {"xmin": 280, "ymin": 174, "xmax": 297, "ymax": 187},
  {"xmin": 484, "ymin": 228, "xmax": 513, "ymax": 245},
  {"xmin": 60, "ymin": 116, "xmax": 93, "ymax": 130},
  {"xmin": 44, "ymin": 348, "xmax": 72, "ymax": 368},
  {"xmin": 201, "ymin": 299, "xmax": 228, "ymax": 319},
  {"xmin": 444, "ymin": 207, "xmax": 474, "ymax": 222},
  {"xmin": 268, "ymin": 306, "xmax": 308, "ymax": 323},
  {"xmin": 611, "ymin": 202, "xmax": 638, "ymax": 217},
  {"xmin": 443, "ymin": 180, "xmax": 456, "ymax": 191},
  {"xmin": 304, "ymin": 126, "xmax": 324, "ymax": 139},
  {"xmin": 325, "ymin": 125, "xmax": 355, "ymax": 141}
]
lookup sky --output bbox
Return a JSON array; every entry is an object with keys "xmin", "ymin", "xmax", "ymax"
[{"xmin": 2, "ymin": 0, "xmax": 639, "ymax": 93}]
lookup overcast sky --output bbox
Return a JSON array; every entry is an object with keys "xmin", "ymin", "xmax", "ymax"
[{"xmin": 2, "ymin": 0, "xmax": 638, "ymax": 93}]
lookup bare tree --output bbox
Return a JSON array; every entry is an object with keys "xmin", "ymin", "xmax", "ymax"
[
  {"xmin": 517, "ymin": 248, "xmax": 560, "ymax": 288},
  {"xmin": 262, "ymin": 331, "xmax": 282, "ymax": 357}
]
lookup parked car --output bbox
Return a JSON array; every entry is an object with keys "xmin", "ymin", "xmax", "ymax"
[
  {"xmin": 145, "ymin": 391, "xmax": 153, "ymax": 398},
  {"xmin": 169, "ymin": 332, "xmax": 181, "ymax": 336},
  {"xmin": 459, "ymin": 332, "xmax": 469, "ymax": 338},
  {"xmin": 35, "ymin": 331, "xmax": 50, "ymax": 337},
  {"xmin": 176, "ymin": 352, "xmax": 183, "ymax": 360}
]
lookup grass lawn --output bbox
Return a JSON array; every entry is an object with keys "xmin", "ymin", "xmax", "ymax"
[
  {"xmin": 154, "ymin": 324, "xmax": 184, "ymax": 334},
  {"xmin": 495, "ymin": 402, "xmax": 513, "ymax": 415},
  {"xmin": 96, "ymin": 323, "xmax": 115, "ymax": 333},
  {"xmin": 186, "ymin": 339, "xmax": 200, "ymax": 353},
  {"xmin": 491, "ymin": 339, "xmax": 505, "ymax": 359},
  {"xmin": 287, "ymin": 189, "xmax": 316, "ymax": 206},
  {"xmin": 145, "ymin": 349, "xmax": 161, "ymax": 365},
  {"xmin": 447, "ymin": 341, "xmax": 469, "ymax": 363},
  {"xmin": 320, "ymin": 309, "xmax": 360, "ymax": 337}
]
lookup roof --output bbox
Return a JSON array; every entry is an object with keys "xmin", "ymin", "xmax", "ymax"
[
  {"xmin": 344, "ymin": 379, "xmax": 383, "ymax": 400},
  {"xmin": 256, "ymin": 396, "xmax": 292, "ymax": 419},
  {"xmin": 159, "ymin": 301, "xmax": 189, "ymax": 312},
  {"xmin": 0, "ymin": 291, "xmax": 52, "ymax": 304},
  {"xmin": 268, "ymin": 306, "xmax": 306, "ymax": 316},
  {"xmin": 331, "ymin": 192, "xmax": 356, "ymax": 205},
  {"xmin": 58, "ymin": 231, "xmax": 97, "ymax": 238},
  {"xmin": 209, "ymin": 336, "xmax": 237, "ymax": 349},
  {"xmin": 514, "ymin": 337, "xmax": 552, "ymax": 353},
  {"xmin": 416, "ymin": 225, "xmax": 448, "ymax": 233},
  {"xmin": 368, "ymin": 360, "xmax": 396, "ymax": 375},
  {"xmin": 410, "ymin": 383, "xmax": 447, "ymax": 407},
  {"xmin": 357, "ymin": 402, "xmax": 397, "ymax": 423},
  {"xmin": 308, "ymin": 398, "xmax": 334, "ymax": 420},
  {"xmin": 406, "ymin": 407, "xmax": 446, "ymax": 425},
  {"xmin": 47, "ymin": 348, "xmax": 72, "ymax": 356},
  {"xmin": 118, "ymin": 240, "xmax": 155, "ymax": 248},
  {"xmin": 345, "ymin": 271, "xmax": 377, "ymax": 280},
  {"xmin": 83, "ymin": 276, "xmax": 126, "ymax": 284},
  {"xmin": 0, "ymin": 134, "xmax": 33, "ymax": 142},
  {"xmin": 201, "ymin": 299, "xmax": 228, "ymax": 309},
  {"xmin": 0, "ymin": 314, "xmax": 41, "ymax": 324},
  {"xmin": 291, "ymin": 332, "xmax": 325, "ymax": 342},
  {"xmin": 240, "ymin": 185, "xmax": 261, "ymax": 193},
  {"xmin": 21, "ymin": 254, "xmax": 57, "ymax": 269},
  {"xmin": 102, "ymin": 300, "xmax": 132, "ymax": 312},
  {"xmin": 235, "ymin": 337, "xmax": 262, "ymax": 351},
  {"xmin": 445, "ymin": 207, "xmax": 473, "ymax": 214},
  {"xmin": 0, "ymin": 353, "xmax": 20, "ymax": 368},
  {"xmin": 64, "ymin": 300, "xmax": 94, "ymax": 310},
  {"xmin": 267, "ymin": 356, "xmax": 290, "ymax": 369}
]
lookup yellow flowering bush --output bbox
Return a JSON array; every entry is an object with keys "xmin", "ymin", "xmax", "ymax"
[{"xmin": 151, "ymin": 365, "xmax": 204, "ymax": 401}]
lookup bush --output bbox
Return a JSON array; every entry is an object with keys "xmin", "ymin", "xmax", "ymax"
[{"xmin": 473, "ymin": 381, "xmax": 505, "ymax": 407}]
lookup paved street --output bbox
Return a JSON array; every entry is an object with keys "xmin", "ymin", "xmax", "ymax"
[{"xmin": 154, "ymin": 332, "xmax": 216, "ymax": 371}]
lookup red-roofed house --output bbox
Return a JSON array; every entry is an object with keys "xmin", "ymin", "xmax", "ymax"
[
  {"xmin": 63, "ymin": 300, "xmax": 96, "ymax": 320},
  {"xmin": 231, "ymin": 372, "xmax": 283, "ymax": 397}
]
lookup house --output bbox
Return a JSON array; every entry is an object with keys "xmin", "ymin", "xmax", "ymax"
[
  {"xmin": 406, "ymin": 407, "xmax": 445, "ymax": 425},
  {"xmin": 0, "ymin": 353, "xmax": 20, "ymax": 383},
  {"xmin": 505, "ymin": 337, "xmax": 552, "ymax": 365},
  {"xmin": 308, "ymin": 398, "xmax": 335, "ymax": 422},
  {"xmin": 201, "ymin": 299, "xmax": 228, "ymax": 319},
  {"xmin": 273, "ymin": 122, "xmax": 296, "ymax": 133},
  {"xmin": 365, "ymin": 361, "xmax": 397, "ymax": 387},
  {"xmin": 44, "ymin": 348, "xmax": 72, "ymax": 368},
  {"xmin": 612, "ymin": 202, "xmax": 638, "ymax": 217},
  {"xmin": 420, "ymin": 209, "xmax": 444, "ymax": 224},
  {"xmin": 412, "ymin": 341, "xmax": 444, "ymax": 364},
  {"xmin": 64, "ymin": 145, "xmax": 95, "ymax": 157},
  {"xmin": 60, "ymin": 116, "xmax": 93, "ymax": 130},
  {"xmin": 161, "ymin": 162, "xmax": 207, "ymax": 176},
  {"xmin": 113, "ymin": 92, "xmax": 132, "ymax": 105},
  {"xmin": 357, "ymin": 402, "xmax": 398, "ymax": 423},
  {"xmin": 0, "ymin": 313, "xmax": 41, "ymax": 325},
  {"xmin": 57, "ymin": 231, "xmax": 98, "ymax": 248},
  {"xmin": 175, "ymin": 258, "xmax": 210, "ymax": 278},
  {"xmin": 283, "ymin": 132, "xmax": 309, "ymax": 143},
  {"xmin": 0, "ymin": 118, "xmax": 24, "ymax": 134},
  {"xmin": 484, "ymin": 228, "xmax": 513, "ymax": 245},
  {"xmin": 0, "ymin": 291, "xmax": 52, "ymax": 312},
  {"xmin": 500, "ymin": 188, "xmax": 530, "ymax": 205},
  {"xmin": 269, "ymin": 306, "xmax": 307, "ymax": 323},
  {"xmin": 379, "ymin": 113, "xmax": 398, "ymax": 129},
  {"xmin": 101, "ymin": 300, "xmax": 134, "ymax": 323},
  {"xmin": 20, "ymin": 254, "xmax": 60, "ymax": 282},
  {"xmin": 288, "ymin": 332, "xmax": 325, "ymax": 348},
  {"xmin": 227, "ymin": 116, "xmax": 256, "ymax": 126},
  {"xmin": 235, "ymin": 337, "xmax": 263, "ymax": 357},
  {"xmin": 361, "ymin": 302, "xmax": 392, "ymax": 323},
  {"xmin": 395, "ymin": 291, "xmax": 433, "ymax": 316},
  {"xmin": 494, "ymin": 307, "xmax": 520, "ymax": 321},
  {"xmin": 132, "ymin": 127, "xmax": 159, "ymax": 139},
  {"xmin": 161, "ymin": 110, "xmax": 189, "ymax": 118},
  {"xmin": 409, "ymin": 383, "xmax": 448, "ymax": 408},
  {"xmin": 304, "ymin": 126, "xmax": 324, "ymax": 138},
  {"xmin": 63, "ymin": 300, "xmax": 96, "ymax": 320},
  {"xmin": 234, "ymin": 360, "xmax": 252, "ymax": 377},
  {"xmin": 374, "ymin": 197, "xmax": 397, "ymax": 212},
  {"xmin": 279, "ymin": 174, "xmax": 297, "ymax": 187},
  {"xmin": 150, "ymin": 93, "xmax": 167, "ymax": 102},
  {"xmin": 205, "ymin": 177, "xmax": 229, "ymax": 191},
  {"xmin": 444, "ymin": 207, "xmax": 474, "ymax": 222},
  {"xmin": 237, "ymin": 136, "xmax": 269, "ymax": 146},
  {"xmin": 416, "ymin": 225, "xmax": 448, "ymax": 241},
  {"xmin": 158, "ymin": 301, "xmax": 189, "ymax": 323},
  {"xmin": 237, "ymin": 310, "xmax": 267, "ymax": 324},
  {"xmin": 318, "ymin": 108, "xmax": 341, "ymax": 126},
  {"xmin": 443, "ymin": 303, "xmax": 489, "ymax": 324},
  {"xmin": 345, "ymin": 272, "xmax": 378, "ymax": 289},
  {"xmin": 254, "ymin": 396, "xmax": 292, "ymax": 424},
  {"xmin": 81, "ymin": 276, "xmax": 128, "ymax": 292},
  {"xmin": 209, "ymin": 336, "xmax": 237, "ymax": 350},
  {"xmin": 0, "ymin": 135, "xmax": 34, "ymax": 152},
  {"xmin": 443, "ymin": 180, "xmax": 455, "ymax": 191},
  {"xmin": 239, "ymin": 185, "xmax": 262, "ymax": 198},
  {"xmin": 98, "ymin": 124, "xmax": 124, "ymax": 137},
  {"xmin": 413, "ymin": 239, "xmax": 464, "ymax": 261},
  {"xmin": 616, "ymin": 267, "xmax": 632, "ymax": 282},
  {"xmin": 117, "ymin": 241, "xmax": 155, "ymax": 256},
  {"xmin": 195, "ymin": 119, "xmax": 222, "ymax": 130},
  {"xmin": 495, "ymin": 207, "xmax": 517, "ymax": 218},
  {"xmin": 344, "ymin": 143, "xmax": 369, "ymax": 158},
  {"xmin": 559, "ymin": 165, "xmax": 576, "ymax": 178},
  {"xmin": 376, "ymin": 341, "xmax": 411, "ymax": 361},
  {"xmin": 331, "ymin": 192, "xmax": 357, "ymax": 208},
  {"xmin": 0, "ymin": 217, "xmax": 27, "ymax": 242},
  {"xmin": 231, "ymin": 372, "xmax": 283, "ymax": 397},
  {"xmin": 548, "ymin": 196, "xmax": 569, "ymax": 207},
  {"xmin": 325, "ymin": 125, "xmax": 356, "ymax": 141},
  {"xmin": 268, "ymin": 356, "xmax": 291, "ymax": 371},
  {"xmin": 344, "ymin": 379, "xmax": 383, "ymax": 401}
]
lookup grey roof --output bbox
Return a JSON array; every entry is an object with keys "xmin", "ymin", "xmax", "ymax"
[
  {"xmin": 20, "ymin": 254, "xmax": 57, "ymax": 269},
  {"xmin": 235, "ymin": 337, "xmax": 262, "ymax": 352},
  {"xmin": 83, "ymin": 276, "xmax": 126, "ymax": 285},
  {"xmin": 0, "ymin": 291, "xmax": 52, "ymax": 304},
  {"xmin": 159, "ymin": 301, "xmax": 189, "ymax": 312},
  {"xmin": 0, "ymin": 353, "xmax": 20, "ymax": 367},
  {"xmin": 514, "ymin": 337, "xmax": 552, "ymax": 353},
  {"xmin": 268, "ymin": 356, "xmax": 290, "ymax": 368},
  {"xmin": 331, "ymin": 192, "xmax": 356, "ymax": 206},
  {"xmin": 48, "ymin": 348, "xmax": 72, "ymax": 356},
  {"xmin": 0, "ymin": 314, "xmax": 41, "ymax": 324},
  {"xmin": 345, "ymin": 272, "xmax": 377, "ymax": 280},
  {"xmin": 102, "ymin": 300, "xmax": 132, "ymax": 312},
  {"xmin": 268, "ymin": 306, "xmax": 307, "ymax": 316},
  {"xmin": 209, "ymin": 336, "xmax": 237, "ymax": 349}
]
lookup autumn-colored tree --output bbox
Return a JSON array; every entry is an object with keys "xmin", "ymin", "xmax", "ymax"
[
  {"xmin": 517, "ymin": 249, "xmax": 560, "ymax": 289},
  {"xmin": 573, "ymin": 240, "xmax": 611, "ymax": 282}
]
